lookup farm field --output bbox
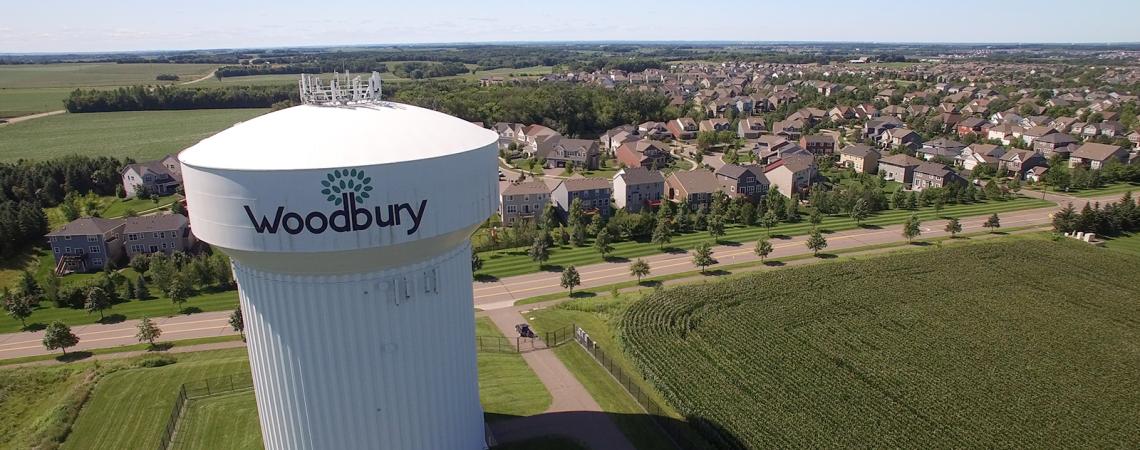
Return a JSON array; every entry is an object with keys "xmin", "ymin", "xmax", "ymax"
[
  {"xmin": 0, "ymin": 87, "xmax": 74, "ymax": 118},
  {"xmin": 193, "ymin": 64, "xmax": 555, "ymax": 87},
  {"xmin": 0, "ymin": 109, "xmax": 268, "ymax": 163},
  {"xmin": 620, "ymin": 237, "xmax": 1140, "ymax": 448},
  {"xmin": 476, "ymin": 196, "xmax": 1053, "ymax": 278},
  {"xmin": 0, "ymin": 63, "xmax": 218, "ymax": 89}
]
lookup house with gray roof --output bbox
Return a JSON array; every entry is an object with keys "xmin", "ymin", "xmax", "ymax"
[
  {"xmin": 613, "ymin": 168, "xmax": 665, "ymax": 213},
  {"xmin": 839, "ymin": 144, "xmax": 880, "ymax": 174},
  {"xmin": 715, "ymin": 164, "xmax": 769, "ymax": 198},
  {"xmin": 1070, "ymin": 143, "xmax": 1129, "ymax": 170},
  {"xmin": 912, "ymin": 163, "xmax": 963, "ymax": 191},
  {"xmin": 917, "ymin": 138, "xmax": 966, "ymax": 161},
  {"xmin": 552, "ymin": 177, "xmax": 613, "ymax": 220},
  {"xmin": 121, "ymin": 155, "xmax": 182, "ymax": 198},
  {"xmin": 665, "ymin": 170, "xmax": 721, "ymax": 210},
  {"xmin": 499, "ymin": 181, "xmax": 551, "ymax": 226},
  {"xmin": 46, "ymin": 217, "xmax": 127, "ymax": 274},
  {"xmin": 539, "ymin": 137, "xmax": 600, "ymax": 170},
  {"xmin": 764, "ymin": 155, "xmax": 817, "ymax": 198},
  {"xmin": 878, "ymin": 154, "xmax": 925, "ymax": 186},
  {"xmin": 123, "ymin": 213, "xmax": 195, "ymax": 258}
]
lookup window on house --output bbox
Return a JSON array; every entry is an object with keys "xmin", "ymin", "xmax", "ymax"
[
  {"xmin": 53, "ymin": 247, "xmax": 60, "ymax": 254},
  {"xmin": 86, "ymin": 235, "xmax": 97, "ymax": 242},
  {"xmin": 89, "ymin": 246, "xmax": 100, "ymax": 253},
  {"xmin": 128, "ymin": 234, "xmax": 137, "ymax": 241},
  {"xmin": 92, "ymin": 258, "xmax": 103, "ymax": 266},
  {"xmin": 153, "ymin": 232, "xmax": 160, "ymax": 239}
]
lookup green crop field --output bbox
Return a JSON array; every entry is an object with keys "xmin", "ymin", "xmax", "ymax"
[
  {"xmin": 620, "ymin": 237, "xmax": 1140, "ymax": 448},
  {"xmin": 0, "ymin": 87, "xmax": 75, "ymax": 118},
  {"xmin": 0, "ymin": 109, "xmax": 268, "ymax": 163},
  {"xmin": 0, "ymin": 63, "xmax": 218, "ymax": 89},
  {"xmin": 476, "ymin": 196, "xmax": 1053, "ymax": 278}
]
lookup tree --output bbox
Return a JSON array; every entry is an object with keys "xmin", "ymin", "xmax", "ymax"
[
  {"xmin": 890, "ymin": 188, "xmax": 905, "ymax": 209},
  {"xmin": 651, "ymin": 220, "xmax": 672, "ymax": 249},
  {"xmin": 707, "ymin": 215, "xmax": 726, "ymax": 242},
  {"xmin": 560, "ymin": 266, "xmax": 581, "ymax": 295},
  {"xmin": 754, "ymin": 238, "xmax": 773, "ymax": 261},
  {"xmin": 805, "ymin": 229, "xmax": 828, "ymax": 256},
  {"xmin": 760, "ymin": 210, "xmax": 778, "ymax": 236},
  {"xmin": 471, "ymin": 252, "xmax": 483, "ymax": 274},
  {"xmin": 528, "ymin": 234, "xmax": 550, "ymax": 266},
  {"xmin": 945, "ymin": 217, "xmax": 962, "ymax": 237},
  {"xmin": 229, "ymin": 307, "xmax": 245, "ymax": 341},
  {"xmin": 18, "ymin": 271, "xmax": 41, "ymax": 298},
  {"xmin": 851, "ymin": 198, "xmax": 870, "ymax": 225},
  {"xmin": 568, "ymin": 198, "xmax": 585, "ymax": 228},
  {"xmin": 136, "ymin": 316, "xmax": 162, "ymax": 347},
  {"xmin": 3, "ymin": 291, "xmax": 34, "ymax": 329},
  {"xmin": 809, "ymin": 209, "xmax": 823, "ymax": 227},
  {"xmin": 1053, "ymin": 202, "xmax": 1077, "ymax": 233},
  {"xmin": 42, "ymin": 321, "xmax": 79, "ymax": 355},
  {"xmin": 692, "ymin": 242, "xmax": 717, "ymax": 273},
  {"xmin": 135, "ymin": 275, "xmax": 150, "ymax": 300},
  {"xmin": 594, "ymin": 228, "xmax": 614, "ymax": 258},
  {"xmin": 984, "ymin": 213, "xmax": 1001, "ymax": 232},
  {"xmin": 167, "ymin": 275, "xmax": 192, "ymax": 312},
  {"xmin": 84, "ymin": 287, "xmax": 111, "ymax": 320},
  {"xmin": 629, "ymin": 259, "xmax": 651, "ymax": 285},
  {"xmin": 541, "ymin": 203, "xmax": 559, "ymax": 231},
  {"xmin": 171, "ymin": 200, "xmax": 187, "ymax": 216},
  {"xmin": 129, "ymin": 254, "xmax": 150, "ymax": 275},
  {"xmin": 902, "ymin": 214, "xmax": 922, "ymax": 243}
]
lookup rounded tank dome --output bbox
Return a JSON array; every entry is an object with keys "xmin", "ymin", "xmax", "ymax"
[{"xmin": 178, "ymin": 102, "xmax": 498, "ymax": 171}]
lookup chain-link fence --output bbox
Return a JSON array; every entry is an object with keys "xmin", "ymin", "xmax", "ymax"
[{"xmin": 574, "ymin": 327, "xmax": 742, "ymax": 450}]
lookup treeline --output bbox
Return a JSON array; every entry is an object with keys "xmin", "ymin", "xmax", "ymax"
[
  {"xmin": 216, "ymin": 63, "xmax": 386, "ymax": 78},
  {"xmin": 568, "ymin": 58, "xmax": 664, "ymax": 73},
  {"xmin": 1053, "ymin": 192, "xmax": 1140, "ymax": 237},
  {"xmin": 0, "ymin": 156, "xmax": 126, "ymax": 257},
  {"xmin": 390, "ymin": 61, "xmax": 468, "ymax": 79},
  {"xmin": 64, "ymin": 85, "xmax": 297, "ymax": 113},
  {"xmin": 390, "ymin": 81, "xmax": 672, "ymax": 137}
]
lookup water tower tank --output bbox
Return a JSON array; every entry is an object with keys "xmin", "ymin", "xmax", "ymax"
[{"xmin": 178, "ymin": 75, "xmax": 498, "ymax": 449}]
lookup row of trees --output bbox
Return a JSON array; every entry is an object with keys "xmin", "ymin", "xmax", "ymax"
[
  {"xmin": 390, "ymin": 61, "xmax": 469, "ymax": 79},
  {"xmin": 64, "ymin": 85, "xmax": 297, "ymax": 113},
  {"xmin": 1052, "ymin": 192, "xmax": 1140, "ymax": 237}
]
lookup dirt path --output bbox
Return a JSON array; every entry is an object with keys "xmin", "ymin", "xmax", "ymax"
[
  {"xmin": 179, "ymin": 70, "xmax": 217, "ymax": 85},
  {"xmin": 1, "ymin": 109, "xmax": 65, "ymax": 125}
]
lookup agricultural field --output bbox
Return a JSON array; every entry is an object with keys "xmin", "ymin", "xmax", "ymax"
[
  {"xmin": 476, "ymin": 196, "xmax": 1053, "ymax": 278},
  {"xmin": 0, "ymin": 108, "xmax": 268, "ymax": 163},
  {"xmin": 0, "ymin": 63, "xmax": 218, "ymax": 89},
  {"xmin": 620, "ymin": 237, "xmax": 1140, "ymax": 448},
  {"xmin": 192, "ymin": 64, "xmax": 555, "ymax": 88},
  {"xmin": 0, "ymin": 87, "xmax": 75, "ymax": 118}
]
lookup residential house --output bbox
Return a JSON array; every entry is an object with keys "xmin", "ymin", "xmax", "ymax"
[
  {"xmin": 539, "ymin": 138, "xmax": 600, "ymax": 170},
  {"xmin": 987, "ymin": 123, "xmax": 1024, "ymax": 146},
  {"xmin": 46, "ymin": 217, "xmax": 126, "ymax": 274},
  {"xmin": 123, "ymin": 214, "xmax": 195, "ymax": 258},
  {"xmin": 616, "ymin": 140, "xmax": 672, "ymax": 169},
  {"xmin": 1021, "ymin": 126, "xmax": 1058, "ymax": 146},
  {"xmin": 612, "ymin": 168, "xmax": 665, "ymax": 213},
  {"xmin": 878, "ymin": 154, "xmax": 924, "ymax": 186},
  {"xmin": 638, "ymin": 121, "xmax": 670, "ymax": 140},
  {"xmin": 864, "ymin": 116, "xmax": 903, "ymax": 143},
  {"xmin": 799, "ymin": 134, "xmax": 838, "ymax": 154},
  {"xmin": 839, "ymin": 144, "xmax": 881, "ymax": 174},
  {"xmin": 772, "ymin": 119, "xmax": 804, "ymax": 140},
  {"xmin": 1032, "ymin": 133, "xmax": 1078, "ymax": 157},
  {"xmin": 552, "ymin": 178, "xmax": 613, "ymax": 220},
  {"xmin": 912, "ymin": 163, "xmax": 963, "ymax": 191},
  {"xmin": 738, "ymin": 117, "xmax": 766, "ymax": 139},
  {"xmin": 121, "ymin": 155, "xmax": 182, "ymax": 198},
  {"xmin": 956, "ymin": 117, "xmax": 987, "ymax": 136},
  {"xmin": 714, "ymin": 164, "xmax": 768, "ymax": 198},
  {"xmin": 698, "ymin": 118, "xmax": 732, "ymax": 133},
  {"xmin": 958, "ymin": 143, "xmax": 1005, "ymax": 171},
  {"xmin": 764, "ymin": 155, "xmax": 817, "ymax": 198},
  {"xmin": 1026, "ymin": 166, "xmax": 1049, "ymax": 183},
  {"xmin": 666, "ymin": 118, "xmax": 699, "ymax": 140},
  {"xmin": 1000, "ymin": 149, "xmax": 1047, "ymax": 177},
  {"xmin": 499, "ymin": 181, "xmax": 551, "ymax": 226},
  {"xmin": 881, "ymin": 128, "xmax": 922, "ymax": 150},
  {"xmin": 521, "ymin": 124, "xmax": 561, "ymax": 156},
  {"xmin": 1069, "ymin": 143, "xmax": 1129, "ymax": 169},
  {"xmin": 665, "ymin": 170, "xmax": 721, "ymax": 210},
  {"xmin": 917, "ymin": 138, "xmax": 966, "ymax": 161}
]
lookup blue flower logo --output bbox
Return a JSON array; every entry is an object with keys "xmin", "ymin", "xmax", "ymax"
[{"xmin": 320, "ymin": 168, "xmax": 373, "ymax": 205}]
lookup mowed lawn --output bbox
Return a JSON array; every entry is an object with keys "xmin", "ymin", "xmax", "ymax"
[
  {"xmin": 621, "ymin": 237, "xmax": 1140, "ymax": 448},
  {"xmin": 1103, "ymin": 232, "xmax": 1140, "ymax": 256},
  {"xmin": 0, "ymin": 109, "xmax": 267, "ymax": 163},
  {"xmin": 476, "ymin": 196, "xmax": 1054, "ymax": 279},
  {"xmin": 172, "ymin": 391, "xmax": 262, "ymax": 450}
]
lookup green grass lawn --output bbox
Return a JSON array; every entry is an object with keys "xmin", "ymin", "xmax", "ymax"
[
  {"xmin": 1068, "ymin": 182, "xmax": 1140, "ymax": 198},
  {"xmin": 475, "ymin": 317, "xmax": 552, "ymax": 418},
  {"xmin": 0, "ymin": 63, "xmax": 219, "ymax": 89},
  {"xmin": 621, "ymin": 237, "xmax": 1140, "ymax": 448},
  {"xmin": 0, "ymin": 363, "xmax": 93, "ymax": 448},
  {"xmin": 0, "ymin": 109, "xmax": 268, "ymax": 163},
  {"xmin": 476, "ymin": 196, "xmax": 1054, "ymax": 279},
  {"xmin": 64, "ymin": 348, "xmax": 250, "ymax": 450},
  {"xmin": 43, "ymin": 194, "xmax": 181, "ymax": 228},
  {"xmin": 0, "ymin": 289, "xmax": 239, "ymax": 334},
  {"xmin": 1103, "ymin": 232, "xmax": 1140, "ymax": 256},
  {"xmin": 172, "ymin": 391, "xmax": 262, "ymax": 450}
]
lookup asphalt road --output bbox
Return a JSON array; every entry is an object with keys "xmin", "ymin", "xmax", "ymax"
[{"xmin": 0, "ymin": 191, "xmax": 1116, "ymax": 360}]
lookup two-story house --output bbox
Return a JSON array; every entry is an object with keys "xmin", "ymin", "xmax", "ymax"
[
  {"xmin": 881, "ymin": 128, "xmax": 922, "ymax": 150},
  {"xmin": 737, "ymin": 117, "xmax": 766, "ymax": 139},
  {"xmin": 499, "ymin": 181, "xmax": 551, "ymax": 226},
  {"xmin": 715, "ymin": 164, "xmax": 769, "ymax": 198},
  {"xmin": 878, "ymin": 154, "xmax": 924, "ymax": 186},
  {"xmin": 616, "ymin": 140, "xmax": 672, "ymax": 169},
  {"xmin": 46, "ymin": 217, "xmax": 127, "ymax": 274},
  {"xmin": 1032, "ymin": 133, "xmax": 1078, "ymax": 158},
  {"xmin": 839, "ymin": 144, "xmax": 880, "ymax": 174},
  {"xmin": 912, "ymin": 163, "xmax": 963, "ymax": 191},
  {"xmin": 917, "ymin": 138, "xmax": 966, "ymax": 161},
  {"xmin": 665, "ymin": 170, "xmax": 721, "ymax": 210},
  {"xmin": 957, "ymin": 143, "xmax": 1005, "ymax": 171},
  {"xmin": 540, "ymin": 137, "xmax": 600, "ymax": 170},
  {"xmin": 123, "ymin": 214, "xmax": 195, "ymax": 258},
  {"xmin": 613, "ymin": 168, "xmax": 665, "ymax": 213},
  {"xmin": 1069, "ymin": 143, "xmax": 1129, "ymax": 170},
  {"xmin": 552, "ymin": 178, "xmax": 613, "ymax": 220},
  {"xmin": 122, "ymin": 155, "xmax": 182, "ymax": 198},
  {"xmin": 666, "ymin": 118, "xmax": 698, "ymax": 140},
  {"xmin": 1000, "ymin": 149, "xmax": 1047, "ymax": 177},
  {"xmin": 799, "ymin": 134, "xmax": 837, "ymax": 154},
  {"xmin": 764, "ymin": 155, "xmax": 817, "ymax": 198}
]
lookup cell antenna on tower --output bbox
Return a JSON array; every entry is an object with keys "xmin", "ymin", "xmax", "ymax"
[{"xmin": 298, "ymin": 71, "xmax": 383, "ymax": 105}]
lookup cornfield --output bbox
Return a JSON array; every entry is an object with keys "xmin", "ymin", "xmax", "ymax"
[{"xmin": 621, "ymin": 238, "xmax": 1140, "ymax": 448}]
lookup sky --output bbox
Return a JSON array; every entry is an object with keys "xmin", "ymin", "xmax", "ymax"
[{"xmin": 3, "ymin": 0, "xmax": 1140, "ymax": 53}]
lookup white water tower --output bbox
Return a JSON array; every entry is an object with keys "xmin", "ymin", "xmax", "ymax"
[{"xmin": 178, "ymin": 72, "xmax": 498, "ymax": 449}]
